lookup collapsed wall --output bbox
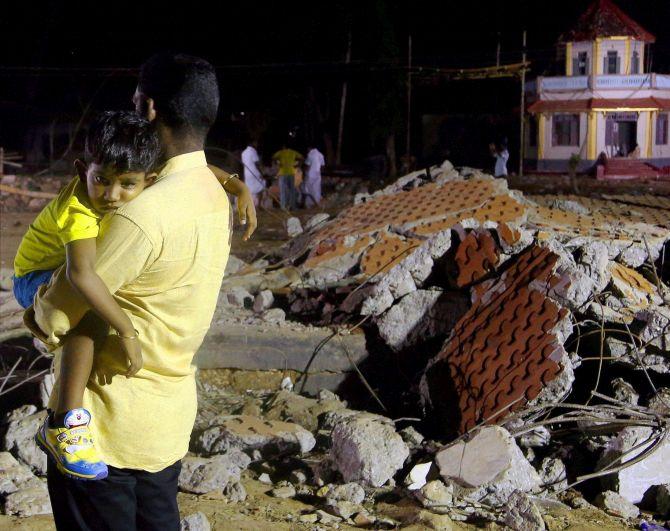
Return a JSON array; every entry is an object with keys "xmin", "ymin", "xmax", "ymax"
[{"xmin": 271, "ymin": 160, "xmax": 670, "ymax": 438}]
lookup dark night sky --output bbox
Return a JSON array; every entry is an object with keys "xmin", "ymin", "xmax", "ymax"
[{"xmin": 1, "ymin": 0, "xmax": 669, "ymax": 169}]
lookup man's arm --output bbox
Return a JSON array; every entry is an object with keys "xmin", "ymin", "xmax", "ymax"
[{"xmin": 208, "ymin": 164, "xmax": 257, "ymax": 241}]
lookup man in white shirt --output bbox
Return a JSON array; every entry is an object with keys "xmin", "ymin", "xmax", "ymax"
[
  {"xmin": 241, "ymin": 140, "xmax": 266, "ymax": 206},
  {"xmin": 489, "ymin": 142, "xmax": 509, "ymax": 177},
  {"xmin": 303, "ymin": 146, "xmax": 325, "ymax": 207}
]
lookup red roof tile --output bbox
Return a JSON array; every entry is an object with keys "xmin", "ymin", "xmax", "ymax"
[{"xmin": 560, "ymin": 0, "xmax": 655, "ymax": 43}]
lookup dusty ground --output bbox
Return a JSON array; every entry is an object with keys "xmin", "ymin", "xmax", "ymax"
[{"xmin": 0, "ymin": 475, "xmax": 635, "ymax": 530}]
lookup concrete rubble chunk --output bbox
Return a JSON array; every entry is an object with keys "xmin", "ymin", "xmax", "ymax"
[
  {"xmin": 600, "ymin": 426, "xmax": 670, "ymax": 503},
  {"xmin": 305, "ymin": 213, "xmax": 330, "ymax": 231},
  {"xmin": 537, "ymin": 457, "xmax": 568, "ymax": 492},
  {"xmin": 3, "ymin": 484, "xmax": 52, "ymax": 517},
  {"xmin": 2, "ymin": 408, "xmax": 48, "ymax": 475},
  {"xmin": 0, "ymin": 452, "xmax": 43, "ymax": 495},
  {"xmin": 194, "ymin": 415, "xmax": 315, "ymax": 458},
  {"xmin": 594, "ymin": 490, "xmax": 640, "ymax": 519},
  {"xmin": 224, "ymin": 254, "xmax": 248, "ymax": 276},
  {"xmin": 435, "ymin": 426, "xmax": 541, "ymax": 505},
  {"xmin": 611, "ymin": 377, "xmax": 639, "ymax": 405},
  {"xmin": 330, "ymin": 413, "xmax": 409, "ymax": 487},
  {"xmin": 322, "ymin": 482, "xmax": 365, "ymax": 505},
  {"xmin": 180, "ymin": 512, "xmax": 211, "ymax": 531},
  {"xmin": 405, "ymin": 462, "xmax": 432, "ymax": 491},
  {"xmin": 270, "ymin": 482, "xmax": 296, "ymax": 499},
  {"xmin": 656, "ymin": 484, "xmax": 670, "ymax": 517},
  {"xmin": 223, "ymin": 481, "xmax": 247, "ymax": 503},
  {"xmin": 252, "ymin": 289, "xmax": 274, "ymax": 313},
  {"xmin": 414, "ymin": 479, "xmax": 454, "ymax": 514},
  {"xmin": 264, "ymin": 389, "xmax": 345, "ymax": 432},
  {"xmin": 178, "ymin": 451, "xmax": 250, "ymax": 494},
  {"xmin": 225, "ymin": 286, "xmax": 254, "ymax": 308},
  {"xmin": 503, "ymin": 491, "xmax": 546, "ymax": 531},
  {"xmin": 324, "ymin": 499, "xmax": 362, "ymax": 520},
  {"xmin": 261, "ymin": 308, "xmax": 286, "ymax": 323},
  {"xmin": 648, "ymin": 388, "xmax": 670, "ymax": 416},
  {"xmin": 285, "ymin": 217, "xmax": 303, "ymax": 238}
]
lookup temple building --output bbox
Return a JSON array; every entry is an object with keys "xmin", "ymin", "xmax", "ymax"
[{"xmin": 525, "ymin": 0, "xmax": 670, "ymax": 175}]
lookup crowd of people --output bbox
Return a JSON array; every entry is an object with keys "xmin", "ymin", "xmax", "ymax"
[{"xmin": 241, "ymin": 139, "xmax": 326, "ymax": 210}]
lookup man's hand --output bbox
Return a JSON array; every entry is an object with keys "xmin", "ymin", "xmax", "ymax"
[
  {"xmin": 208, "ymin": 165, "xmax": 258, "ymax": 241},
  {"xmin": 236, "ymin": 187, "xmax": 258, "ymax": 241},
  {"xmin": 120, "ymin": 336, "xmax": 143, "ymax": 377}
]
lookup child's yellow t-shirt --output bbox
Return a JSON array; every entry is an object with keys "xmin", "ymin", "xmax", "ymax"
[{"xmin": 14, "ymin": 177, "xmax": 101, "ymax": 277}]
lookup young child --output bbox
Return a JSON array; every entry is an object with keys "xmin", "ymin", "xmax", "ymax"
[{"xmin": 13, "ymin": 111, "xmax": 160, "ymax": 480}]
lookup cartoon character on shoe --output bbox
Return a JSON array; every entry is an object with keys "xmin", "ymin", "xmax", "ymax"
[{"xmin": 36, "ymin": 408, "xmax": 108, "ymax": 480}]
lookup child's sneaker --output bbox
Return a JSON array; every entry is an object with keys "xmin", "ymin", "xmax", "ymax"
[{"xmin": 35, "ymin": 408, "xmax": 108, "ymax": 480}]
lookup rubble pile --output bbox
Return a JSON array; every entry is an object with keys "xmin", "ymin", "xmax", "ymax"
[
  {"xmin": 1, "ymin": 161, "xmax": 670, "ymax": 528},
  {"xmin": 196, "ymin": 160, "xmax": 670, "ymax": 526}
]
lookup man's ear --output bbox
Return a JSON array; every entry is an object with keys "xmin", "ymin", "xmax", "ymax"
[
  {"xmin": 144, "ymin": 172, "xmax": 158, "ymax": 186},
  {"xmin": 146, "ymin": 98, "xmax": 157, "ymax": 122},
  {"xmin": 74, "ymin": 159, "xmax": 88, "ymax": 183}
]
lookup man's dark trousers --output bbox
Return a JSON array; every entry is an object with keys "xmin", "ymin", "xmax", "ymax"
[{"xmin": 47, "ymin": 459, "xmax": 181, "ymax": 530}]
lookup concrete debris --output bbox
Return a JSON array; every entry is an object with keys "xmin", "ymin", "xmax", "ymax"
[
  {"xmin": 518, "ymin": 427, "xmax": 551, "ymax": 448},
  {"xmin": 594, "ymin": 490, "xmax": 640, "ymax": 519},
  {"xmin": 3, "ymin": 484, "xmax": 52, "ymax": 517},
  {"xmin": 405, "ymin": 461, "xmax": 432, "ymax": 491},
  {"xmin": 320, "ymin": 482, "xmax": 366, "ymax": 505},
  {"xmin": 224, "ymin": 255, "xmax": 248, "ymax": 276},
  {"xmin": 225, "ymin": 286, "xmax": 254, "ymax": 308},
  {"xmin": 648, "ymin": 388, "xmax": 670, "ymax": 416},
  {"xmin": 270, "ymin": 482, "xmax": 296, "ymax": 499},
  {"xmin": 0, "ymin": 452, "xmax": 43, "ymax": 495},
  {"xmin": 223, "ymin": 480, "xmax": 247, "ymax": 503},
  {"xmin": 305, "ymin": 213, "xmax": 330, "ymax": 231},
  {"xmin": 414, "ymin": 480, "xmax": 454, "ymax": 514},
  {"xmin": 253, "ymin": 290, "xmax": 274, "ymax": 313},
  {"xmin": 656, "ymin": 484, "xmax": 670, "ymax": 517},
  {"xmin": 502, "ymin": 490, "xmax": 546, "ymax": 531},
  {"xmin": 434, "ymin": 426, "xmax": 541, "ymax": 505},
  {"xmin": 399, "ymin": 426, "xmax": 425, "ymax": 450},
  {"xmin": 178, "ymin": 451, "xmax": 251, "ymax": 494},
  {"xmin": 285, "ymin": 217, "xmax": 303, "ymax": 238},
  {"xmin": 180, "ymin": 512, "xmax": 211, "ymax": 531},
  {"xmin": 261, "ymin": 308, "xmax": 285, "ymax": 323},
  {"xmin": 2, "ymin": 407, "xmax": 48, "ymax": 475},
  {"xmin": 537, "ymin": 457, "xmax": 568, "ymax": 492},
  {"xmin": 330, "ymin": 414, "xmax": 409, "ymax": 487},
  {"xmin": 258, "ymin": 473, "xmax": 272, "ymax": 484},
  {"xmin": 194, "ymin": 415, "xmax": 315, "ymax": 458},
  {"xmin": 600, "ymin": 427, "xmax": 670, "ymax": 503},
  {"xmin": 611, "ymin": 377, "xmax": 639, "ymax": 406},
  {"xmin": 324, "ymin": 499, "xmax": 362, "ymax": 520}
]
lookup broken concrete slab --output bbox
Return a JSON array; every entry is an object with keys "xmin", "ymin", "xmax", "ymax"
[
  {"xmin": 253, "ymin": 290, "xmax": 274, "ymax": 313},
  {"xmin": 600, "ymin": 427, "xmax": 670, "ymax": 503},
  {"xmin": 414, "ymin": 479, "xmax": 454, "ymax": 514},
  {"xmin": 3, "ymin": 484, "xmax": 51, "ymax": 517},
  {"xmin": 285, "ymin": 217, "xmax": 303, "ymax": 238},
  {"xmin": 178, "ymin": 451, "xmax": 250, "ymax": 494},
  {"xmin": 435, "ymin": 426, "xmax": 541, "ymax": 505},
  {"xmin": 194, "ymin": 415, "xmax": 315, "ymax": 458},
  {"xmin": 330, "ymin": 414, "xmax": 409, "ymax": 487},
  {"xmin": 263, "ymin": 390, "xmax": 346, "ymax": 433},
  {"xmin": 2, "ymin": 408, "xmax": 48, "ymax": 475},
  {"xmin": 503, "ymin": 490, "xmax": 546, "ymax": 531},
  {"xmin": 0, "ymin": 452, "xmax": 43, "ymax": 495},
  {"xmin": 319, "ymin": 482, "xmax": 365, "ymax": 505},
  {"xmin": 195, "ymin": 323, "xmax": 367, "ymax": 375},
  {"xmin": 594, "ymin": 490, "xmax": 640, "ymax": 519},
  {"xmin": 180, "ymin": 512, "xmax": 211, "ymax": 531}
]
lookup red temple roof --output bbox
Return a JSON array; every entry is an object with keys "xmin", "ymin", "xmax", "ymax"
[{"xmin": 560, "ymin": 0, "xmax": 656, "ymax": 43}]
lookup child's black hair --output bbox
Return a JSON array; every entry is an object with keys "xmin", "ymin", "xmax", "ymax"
[
  {"xmin": 137, "ymin": 53, "xmax": 219, "ymax": 139},
  {"xmin": 85, "ymin": 111, "xmax": 160, "ymax": 172}
]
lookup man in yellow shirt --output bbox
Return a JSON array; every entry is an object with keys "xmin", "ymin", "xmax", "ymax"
[
  {"xmin": 33, "ymin": 53, "xmax": 254, "ymax": 530},
  {"xmin": 272, "ymin": 143, "xmax": 303, "ymax": 209}
]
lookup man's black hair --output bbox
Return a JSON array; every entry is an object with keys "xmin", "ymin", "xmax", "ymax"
[
  {"xmin": 85, "ymin": 111, "xmax": 160, "ymax": 172},
  {"xmin": 138, "ymin": 53, "xmax": 219, "ymax": 138}
]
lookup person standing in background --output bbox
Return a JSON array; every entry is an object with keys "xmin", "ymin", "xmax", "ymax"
[
  {"xmin": 303, "ymin": 145, "xmax": 325, "ymax": 207},
  {"xmin": 272, "ymin": 143, "xmax": 303, "ymax": 210},
  {"xmin": 489, "ymin": 141, "xmax": 509, "ymax": 177},
  {"xmin": 241, "ymin": 139, "xmax": 266, "ymax": 207}
]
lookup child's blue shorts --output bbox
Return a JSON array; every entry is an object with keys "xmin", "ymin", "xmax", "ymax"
[{"xmin": 13, "ymin": 269, "xmax": 56, "ymax": 309}]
